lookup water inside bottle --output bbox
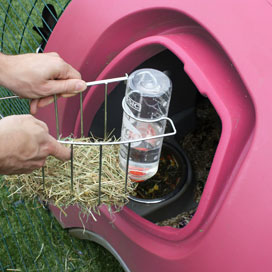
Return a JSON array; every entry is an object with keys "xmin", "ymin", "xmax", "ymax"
[{"xmin": 119, "ymin": 118, "xmax": 164, "ymax": 181}]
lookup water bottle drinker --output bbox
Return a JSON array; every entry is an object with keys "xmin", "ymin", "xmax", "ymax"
[{"xmin": 119, "ymin": 68, "xmax": 173, "ymax": 182}]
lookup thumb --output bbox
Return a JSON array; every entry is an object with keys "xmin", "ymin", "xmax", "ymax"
[
  {"xmin": 30, "ymin": 99, "xmax": 39, "ymax": 115},
  {"xmin": 48, "ymin": 135, "xmax": 71, "ymax": 161},
  {"xmin": 47, "ymin": 79, "xmax": 87, "ymax": 96}
]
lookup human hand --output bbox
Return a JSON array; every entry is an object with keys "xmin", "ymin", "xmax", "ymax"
[
  {"xmin": 0, "ymin": 52, "xmax": 87, "ymax": 114},
  {"xmin": 0, "ymin": 115, "xmax": 70, "ymax": 174}
]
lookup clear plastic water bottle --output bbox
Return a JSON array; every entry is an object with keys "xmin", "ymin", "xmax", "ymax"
[{"xmin": 119, "ymin": 68, "xmax": 172, "ymax": 182}]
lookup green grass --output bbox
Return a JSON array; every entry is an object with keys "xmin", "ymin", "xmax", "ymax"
[
  {"xmin": 0, "ymin": 1, "xmax": 125, "ymax": 271},
  {"xmin": 0, "ymin": 183, "xmax": 124, "ymax": 271}
]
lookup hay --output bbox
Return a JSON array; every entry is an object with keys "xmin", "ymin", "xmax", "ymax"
[
  {"xmin": 156, "ymin": 209, "xmax": 196, "ymax": 228},
  {"xmin": 3, "ymin": 138, "xmax": 136, "ymax": 215}
]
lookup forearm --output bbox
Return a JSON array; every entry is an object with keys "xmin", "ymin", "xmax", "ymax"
[{"xmin": 0, "ymin": 52, "xmax": 34, "ymax": 96}]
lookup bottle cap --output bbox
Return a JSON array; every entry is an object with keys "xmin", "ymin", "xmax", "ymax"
[{"xmin": 129, "ymin": 68, "xmax": 171, "ymax": 97}]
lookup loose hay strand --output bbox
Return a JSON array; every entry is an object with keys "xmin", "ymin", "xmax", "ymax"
[{"xmin": 4, "ymin": 138, "xmax": 136, "ymax": 215}]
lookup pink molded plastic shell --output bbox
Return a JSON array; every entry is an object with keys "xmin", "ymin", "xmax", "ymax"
[{"xmin": 36, "ymin": 0, "xmax": 272, "ymax": 271}]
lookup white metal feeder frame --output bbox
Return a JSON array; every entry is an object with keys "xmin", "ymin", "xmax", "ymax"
[{"xmin": 0, "ymin": 74, "xmax": 177, "ymax": 206}]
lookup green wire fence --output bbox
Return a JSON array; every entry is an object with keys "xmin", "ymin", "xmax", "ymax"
[{"xmin": 0, "ymin": 1, "xmax": 123, "ymax": 271}]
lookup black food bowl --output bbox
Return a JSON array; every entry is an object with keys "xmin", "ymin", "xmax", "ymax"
[{"xmin": 127, "ymin": 138, "xmax": 196, "ymax": 222}]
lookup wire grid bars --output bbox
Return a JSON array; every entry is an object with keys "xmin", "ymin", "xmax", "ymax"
[
  {"xmin": 46, "ymin": 74, "xmax": 177, "ymax": 206},
  {"xmin": 0, "ymin": 0, "xmax": 71, "ymax": 117}
]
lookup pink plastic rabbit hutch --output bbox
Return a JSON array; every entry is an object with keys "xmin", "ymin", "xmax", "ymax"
[{"xmin": 35, "ymin": 0, "xmax": 272, "ymax": 271}]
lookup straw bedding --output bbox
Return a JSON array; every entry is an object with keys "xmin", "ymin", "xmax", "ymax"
[{"xmin": 3, "ymin": 138, "xmax": 136, "ymax": 215}]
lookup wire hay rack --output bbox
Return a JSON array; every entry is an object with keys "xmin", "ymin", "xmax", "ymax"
[{"xmin": 3, "ymin": 74, "xmax": 177, "ymax": 216}]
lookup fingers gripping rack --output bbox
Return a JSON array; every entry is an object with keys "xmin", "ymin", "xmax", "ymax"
[{"xmin": 1, "ymin": 74, "xmax": 177, "ymax": 206}]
